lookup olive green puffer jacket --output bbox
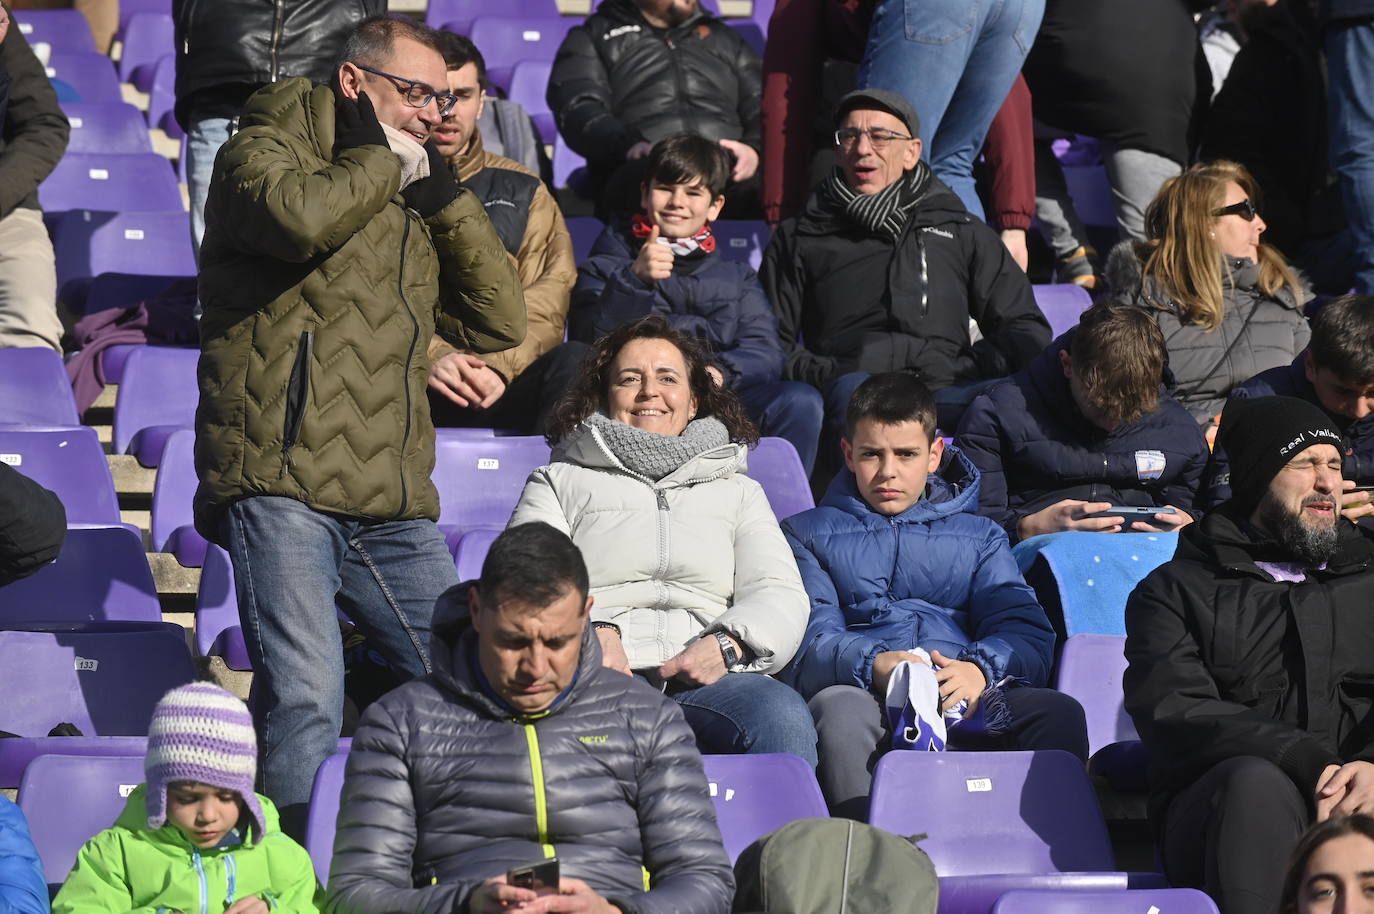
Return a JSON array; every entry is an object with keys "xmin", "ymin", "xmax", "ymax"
[{"xmin": 193, "ymin": 78, "xmax": 525, "ymax": 540}]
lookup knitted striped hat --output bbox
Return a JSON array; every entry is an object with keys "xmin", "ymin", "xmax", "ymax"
[{"xmin": 144, "ymin": 682, "xmax": 265, "ymax": 838}]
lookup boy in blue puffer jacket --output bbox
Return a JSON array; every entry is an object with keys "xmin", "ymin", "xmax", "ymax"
[
  {"xmin": 569, "ymin": 133, "xmax": 824, "ymax": 474},
  {"xmin": 780, "ymin": 372, "xmax": 1088, "ymax": 818}
]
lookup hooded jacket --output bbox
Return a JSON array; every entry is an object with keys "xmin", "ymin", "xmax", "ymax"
[
  {"xmin": 956, "ymin": 330, "xmax": 1209, "ymax": 539},
  {"xmin": 193, "ymin": 79, "xmax": 525, "ymax": 541},
  {"xmin": 0, "ymin": 796, "xmax": 46, "ymax": 914},
  {"xmin": 0, "ymin": 26, "xmax": 68, "ymax": 220},
  {"xmin": 1106, "ymin": 241, "xmax": 1311, "ymax": 425},
  {"xmin": 324, "ymin": 593, "xmax": 735, "ymax": 914},
  {"xmin": 1124, "ymin": 507, "xmax": 1374, "ymax": 820},
  {"xmin": 547, "ymin": 0, "xmax": 761, "ymax": 170},
  {"xmin": 569, "ymin": 222, "xmax": 784, "ymax": 392},
  {"xmin": 779, "ymin": 446, "xmax": 1056, "ymax": 701},
  {"xmin": 509, "ymin": 419, "xmax": 809, "ymax": 673},
  {"xmin": 761, "ymin": 175, "xmax": 1049, "ymax": 391},
  {"xmin": 0, "ymin": 463, "xmax": 65, "ymax": 588},
  {"xmin": 53, "ymin": 786, "xmax": 321, "ymax": 914}
]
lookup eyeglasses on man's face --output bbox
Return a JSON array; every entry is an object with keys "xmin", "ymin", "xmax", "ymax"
[
  {"xmin": 354, "ymin": 64, "xmax": 458, "ymax": 117},
  {"xmin": 834, "ymin": 127, "xmax": 915, "ymax": 150},
  {"xmin": 1213, "ymin": 198, "xmax": 1259, "ymax": 221}
]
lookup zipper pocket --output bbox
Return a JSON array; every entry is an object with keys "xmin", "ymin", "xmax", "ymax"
[{"xmin": 281, "ymin": 330, "xmax": 313, "ymax": 475}]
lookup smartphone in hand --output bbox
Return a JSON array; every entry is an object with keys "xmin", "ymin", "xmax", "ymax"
[
  {"xmin": 1081, "ymin": 505, "xmax": 1176, "ymax": 520},
  {"xmin": 507, "ymin": 859, "xmax": 559, "ymax": 897}
]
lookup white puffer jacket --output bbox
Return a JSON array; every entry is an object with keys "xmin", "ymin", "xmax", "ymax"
[{"xmin": 509, "ymin": 420, "xmax": 809, "ymax": 674}]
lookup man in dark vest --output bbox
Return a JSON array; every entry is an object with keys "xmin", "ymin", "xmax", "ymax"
[{"xmin": 427, "ymin": 31, "xmax": 585, "ymax": 435}]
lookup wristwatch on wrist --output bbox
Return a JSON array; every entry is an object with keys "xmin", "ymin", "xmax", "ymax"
[
  {"xmin": 593, "ymin": 621, "xmax": 621, "ymax": 638},
  {"xmin": 714, "ymin": 631, "xmax": 741, "ymax": 669}
]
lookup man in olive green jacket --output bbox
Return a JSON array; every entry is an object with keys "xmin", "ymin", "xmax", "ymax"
[{"xmin": 194, "ymin": 15, "xmax": 525, "ymax": 837}]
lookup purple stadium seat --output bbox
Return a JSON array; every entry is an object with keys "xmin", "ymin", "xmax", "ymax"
[
  {"xmin": 744, "ymin": 437, "xmax": 814, "ymax": 520},
  {"xmin": 435, "ymin": 427, "xmax": 497, "ymax": 440},
  {"xmin": 1062, "ymin": 164, "xmax": 1117, "ymax": 229},
  {"xmin": 452, "ymin": 527, "xmax": 500, "ymax": 582},
  {"xmin": 992, "ymin": 889, "xmax": 1220, "ymax": 914},
  {"xmin": 45, "ymin": 52, "xmax": 122, "ymax": 104},
  {"xmin": 0, "ymin": 348, "xmax": 80, "ymax": 426},
  {"xmin": 84, "ymin": 272, "xmax": 189, "ymax": 316},
  {"xmin": 0, "ymin": 736, "xmax": 147, "ymax": 790},
  {"xmin": 195, "ymin": 545, "xmax": 252, "ymax": 671},
  {"xmin": 60, "ymin": 101, "xmax": 154, "ymax": 153},
  {"xmin": 466, "ymin": 16, "xmax": 576, "ymax": 93},
  {"xmin": 698, "ymin": 0, "xmax": 720, "ymax": 13},
  {"xmin": 428, "ymin": 0, "xmax": 560, "ymax": 31},
  {"xmin": 305, "ymin": 750, "xmax": 349, "ymax": 883},
  {"xmin": 116, "ymin": 0, "xmax": 171, "ymax": 37},
  {"xmin": 940, "ymin": 874, "xmax": 1167, "ymax": 914},
  {"xmin": 111, "ymin": 345, "xmax": 199, "ymax": 464},
  {"xmin": 0, "ymin": 623, "xmax": 195, "ymax": 739},
  {"xmin": 15, "ymin": 9, "xmax": 95, "ymax": 53},
  {"xmin": 507, "ymin": 59, "xmax": 554, "ymax": 143},
  {"xmin": 1055, "ymin": 635, "xmax": 1135, "ymax": 758},
  {"xmin": 54, "ymin": 210, "xmax": 196, "ymax": 304},
  {"xmin": 1031, "ymin": 284, "xmax": 1093, "ymax": 338},
  {"xmin": 712, "ymin": 220, "xmax": 768, "ymax": 271},
  {"xmin": 702, "ymin": 753, "xmax": 828, "ymax": 862},
  {"xmin": 117, "ymin": 12, "xmax": 174, "ymax": 91},
  {"xmin": 728, "ymin": 20, "xmax": 765, "ymax": 56},
  {"xmin": 0, "ymin": 427, "xmax": 121, "ymax": 524},
  {"xmin": 565, "ymin": 216, "xmax": 602, "ymax": 264},
  {"xmin": 553, "ymin": 132, "xmax": 591, "ymax": 196},
  {"xmin": 19, "ymin": 753, "xmax": 148, "ymax": 888},
  {"xmin": 39, "ymin": 152, "xmax": 184, "ymax": 214},
  {"xmin": 750, "ymin": 0, "xmax": 776, "ymax": 30},
  {"xmin": 151, "ymin": 429, "xmax": 207, "ymax": 566},
  {"xmin": 433, "ymin": 434, "xmax": 551, "ymax": 530},
  {"xmin": 145, "ymin": 53, "xmax": 181, "ymax": 137},
  {"xmin": 0, "ymin": 524, "xmax": 161, "ymax": 624}
]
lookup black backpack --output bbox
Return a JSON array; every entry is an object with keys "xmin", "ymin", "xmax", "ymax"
[{"xmin": 732, "ymin": 817, "xmax": 938, "ymax": 914}]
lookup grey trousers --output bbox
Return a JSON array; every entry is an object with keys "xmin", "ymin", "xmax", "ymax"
[
  {"xmin": 0, "ymin": 208, "xmax": 63, "ymax": 352},
  {"xmin": 1035, "ymin": 140, "xmax": 1182, "ymax": 252}
]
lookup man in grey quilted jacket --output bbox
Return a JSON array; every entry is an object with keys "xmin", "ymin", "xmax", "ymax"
[{"xmin": 325, "ymin": 522, "xmax": 734, "ymax": 914}]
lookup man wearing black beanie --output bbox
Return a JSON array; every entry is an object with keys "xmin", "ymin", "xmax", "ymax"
[{"xmin": 1123, "ymin": 395, "xmax": 1374, "ymax": 914}]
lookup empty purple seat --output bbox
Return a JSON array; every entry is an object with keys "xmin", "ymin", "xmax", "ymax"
[
  {"xmin": 39, "ymin": 152, "xmax": 184, "ymax": 214},
  {"xmin": 0, "ymin": 524, "xmax": 161, "ymax": 624},
  {"xmin": 117, "ymin": 13, "xmax": 173, "ymax": 91},
  {"xmin": 195, "ymin": 545, "xmax": 252, "ymax": 671},
  {"xmin": 565, "ymin": 216, "xmax": 601, "ymax": 264},
  {"xmin": 553, "ymin": 132, "xmax": 591, "ymax": 196},
  {"xmin": 59, "ymin": 102, "xmax": 154, "ymax": 154},
  {"xmin": 940, "ymin": 874, "xmax": 1168, "ymax": 914},
  {"xmin": 0, "ymin": 348, "xmax": 80, "ymax": 426},
  {"xmin": 111, "ymin": 345, "xmax": 199, "ymax": 464},
  {"xmin": 451, "ymin": 527, "xmax": 500, "ymax": 581},
  {"xmin": 151, "ymin": 429, "xmax": 207, "ymax": 566},
  {"xmin": 305, "ymin": 750, "xmax": 348, "ymax": 883},
  {"xmin": 15, "ymin": 9, "xmax": 95, "ymax": 53},
  {"xmin": 744, "ymin": 437, "xmax": 814, "ymax": 520},
  {"xmin": 145, "ymin": 53, "xmax": 181, "ymax": 137},
  {"xmin": 507, "ymin": 59, "xmax": 554, "ymax": 142},
  {"xmin": 992, "ymin": 889, "xmax": 1220, "ymax": 914},
  {"xmin": 0, "ymin": 427, "xmax": 121, "ymax": 524},
  {"xmin": 1031, "ymin": 284, "xmax": 1093, "ymax": 338},
  {"xmin": 428, "ymin": 0, "xmax": 560, "ymax": 31},
  {"xmin": 0, "ymin": 736, "xmax": 147, "ymax": 790},
  {"xmin": 712, "ymin": 220, "xmax": 768, "ymax": 271},
  {"xmin": 19, "ymin": 753, "xmax": 148, "ymax": 888},
  {"xmin": 54, "ymin": 210, "xmax": 196, "ymax": 303},
  {"xmin": 1055, "ymin": 635, "xmax": 1135, "ymax": 758},
  {"xmin": 702, "ymin": 753, "xmax": 828, "ymax": 862},
  {"xmin": 45, "ymin": 52, "xmax": 122, "ymax": 104},
  {"xmin": 433, "ymin": 435, "xmax": 551, "ymax": 530},
  {"xmin": 466, "ymin": 16, "xmax": 576, "ymax": 93},
  {"xmin": 117, "ymin": 0, "xmax": 171, "ymax": 37}
]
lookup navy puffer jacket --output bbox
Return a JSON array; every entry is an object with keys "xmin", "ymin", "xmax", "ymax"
[
  {"xmin": 956, "ymin": 330, "xmax": 1210, "ymax": 539},
  {"xmin": 325, "ymin": 590, "xmax": 734, "ymax": 914},
  {"xmin": 570, "ymin": 222, "xmax": 784, "ymax": 391},
  {"xmin": 779, "ymin": 447, "xmax": 1055, "ymax": 701}
]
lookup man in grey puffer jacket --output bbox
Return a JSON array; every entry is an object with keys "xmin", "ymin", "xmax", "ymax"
[{"xmin": 326, "ymin": 523, "xmax": 734, "ymax": 914}]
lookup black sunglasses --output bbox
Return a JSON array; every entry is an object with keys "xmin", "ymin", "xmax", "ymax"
[{"xmin": 1213, "ymin": 198, "xmax": 1258, "ymax": 221}]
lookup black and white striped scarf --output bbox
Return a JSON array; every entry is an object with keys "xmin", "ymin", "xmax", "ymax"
[{"xmin": 820, "ymin": 159, "xmax": 933, "ymax": 240}]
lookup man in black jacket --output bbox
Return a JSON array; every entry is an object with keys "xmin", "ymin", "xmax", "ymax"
[
  {"xmin": 1124, "ymin": 395, "xmax": 1374, "ymax": 914},
  {"xmin": 326, "ymin": 523, "xmax": 734, "ymax": 914},
  {"xmin": 547, "ymin": 0, "xmax": 761, "ymax": 221},
  {"xmin": 761, "ymin": 88, "xmax": 1049, "ymax": 460}
]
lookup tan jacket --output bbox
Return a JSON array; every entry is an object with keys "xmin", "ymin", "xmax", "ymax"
[{"xmin": 428, "ymin": 130, "xmax": 575, "ymax": 381}]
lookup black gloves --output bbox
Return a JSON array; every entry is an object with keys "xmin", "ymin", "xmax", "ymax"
[
  {"xmin": 401, "ymin": 142, "xmax": 461, "ymax": 218},
  {"xmin": 334, "ymin": 90, "xmax": 386, "ymax": 155}
]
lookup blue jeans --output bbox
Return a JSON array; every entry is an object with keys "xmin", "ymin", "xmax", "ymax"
[
  {"xmin": 736, "ymin": 380, "xmax": 824, "ymax": 477},
  {"xmin": 222, "ymin": 495, "xmax": 458, "ymax": 837},
  {"xmin": 1327, "ymin": 21, "xmax": 1374, "ymax": 294},
  {"xmin": 185, "ymin": 106, "xmax": 239, "ymax": 258},
  {"xmin": 671, "ymin": 672, "xmax": 819, "ymax": 767},
  {"xmin": 859, "ymin": 0, "xmax": 1045, "ymax": 220}
]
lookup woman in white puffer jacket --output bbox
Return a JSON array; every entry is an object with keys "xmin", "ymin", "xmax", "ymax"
[{"xmin": 510, "ymin": 315, "xmax": 818, "ymax": 764}]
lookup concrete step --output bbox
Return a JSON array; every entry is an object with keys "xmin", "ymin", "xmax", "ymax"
[
  {"xmin": 109, "ymin": 454, "xmax": 154, "ymax": 498},
  {"xmin": 150, "ymin": 552, "xmax": 199, "ymax": 595}
]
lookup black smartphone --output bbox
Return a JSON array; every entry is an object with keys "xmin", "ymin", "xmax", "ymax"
[
  {"xmin": 507, "ymin": 858, "xmax": 559, "ymax": 897},
  {"xmin": 1349, "ymin": 484, "xmax": 1374, "ymax": 493},
  {"xmin": 1082, "ymin": 505, "xmax": 1176, "ymax": 520}
]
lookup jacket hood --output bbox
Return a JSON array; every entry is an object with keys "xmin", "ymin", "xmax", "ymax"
[
  {"xmin": 554, "ymin": 417, "xmax": 748, "ymax": 486},
  {"xmin": 234, "ymin": 78, "xmax": 336, "ymax": 164},
  {"xmin": 796, "ymin": 172, "xmax": 970, "ymax": 237},
  {"xmin": 820, "ymin": 442, "xmax": 982, "ymax": 524},
  {"xmin": 1177, "ymin": 503, "xmax": 1374, "ymax": 575},
  {"xmin": 112, "ymin": 785, "xmax": 281, "ymax": 852}
]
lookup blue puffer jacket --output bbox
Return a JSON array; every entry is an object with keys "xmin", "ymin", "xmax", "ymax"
[
  {"xmin": 1204, "ymin": 354, "xmax": 1374, "ymax": 506},
  {"xmin": 779, "ymin": 446, "xmax": 1056, "ymax": 701},
  {"xmin": 569, "ymin": 223, "xmax": 784, "ymax": 391},
  {"xmin": 0, "ymin": 796, "xmax": 47, "ymax": 914},
  {"xmin": 956, "ymin": 330, "xmax": 1210, "ymax": 539}
]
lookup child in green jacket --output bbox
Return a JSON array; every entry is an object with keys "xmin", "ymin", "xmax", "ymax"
[{"xmin": 53, "ymin": 682, "xmax": 323, "ymax": 914}]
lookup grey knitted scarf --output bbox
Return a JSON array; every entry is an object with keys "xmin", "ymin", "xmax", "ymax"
[
  {"xmin": 584, "ymin": 412, "xmax": 730, "ymax": 481},
  {"xmin": 820, "ymin": 159, "xmax": 933, "ymax": 240}
]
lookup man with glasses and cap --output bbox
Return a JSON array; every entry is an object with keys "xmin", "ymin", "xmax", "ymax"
[
  {"xmin": 760, "ymin": 88, "xmax": 1049, "ymax": 467},
  {"xmin": 193, "ymin": 14, "xmax": 524, "ymax": 839}
]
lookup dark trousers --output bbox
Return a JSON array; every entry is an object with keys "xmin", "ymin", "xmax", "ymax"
[
  {"xmin": 736, "ymin": 380, "xmax": 824, "ymax": 477},
  {"xmin": 1161, "ymin": 756, "xmax": 1310, "ymax": 914},
  {"xmin": 809, "ymin": 683, "xmax": 1088, "ymax": 820},
  {"xmin": 428, "ymin": 341, "xmax": 589, "ymax": 435}
]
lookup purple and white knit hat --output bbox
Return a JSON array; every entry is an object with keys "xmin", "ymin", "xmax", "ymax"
[{"xmin": 145, "ymin": 682, "xmax": 265, "ymax": 838}]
